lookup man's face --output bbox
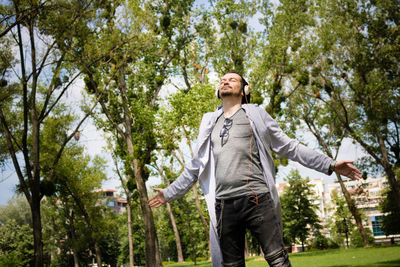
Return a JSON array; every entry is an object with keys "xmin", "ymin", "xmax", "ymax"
[{"xmin": 219, "ymin": 73, "xmax": 243, "ymax": 99}]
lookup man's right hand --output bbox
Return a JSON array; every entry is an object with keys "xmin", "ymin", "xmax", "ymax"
[{"xmin": 148, "ymin": 188, "xmax": 167, "ymax": 208}]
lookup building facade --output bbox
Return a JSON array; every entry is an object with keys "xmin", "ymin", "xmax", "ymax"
[
  {"xmin": 97, "ymin": 189, "xmax": 128, "ymax": 215},
  {"xmin": 276, "ymin": 175, "xmax": 395, "ymax": 246}
]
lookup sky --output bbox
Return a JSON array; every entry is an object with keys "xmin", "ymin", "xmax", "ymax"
[{"xmin": 0, "ymin": 0, "xmax": 365, "ymax": 205}]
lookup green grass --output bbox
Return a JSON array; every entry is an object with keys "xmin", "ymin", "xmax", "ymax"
[{"xmin": 164, "ymin": 246, "xmax": 400, "ymax": 267}]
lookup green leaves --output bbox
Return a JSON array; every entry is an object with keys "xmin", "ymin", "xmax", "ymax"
[
  {"xmin": 280, "ymin": 170, "xmax": 321, "ymax": 247},
  {"xmin": 0, "ymin": 220, "xmax": 34, "ymax": 266}
]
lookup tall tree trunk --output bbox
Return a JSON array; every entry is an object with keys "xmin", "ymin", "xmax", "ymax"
[
  {"xmin": 127, "ymin": 140, "xmax": 162, "ymax": 266},
  {"xmin": 376, "ymin": 133, "xmax": 400, "ymax": 210},
  {"xmin": 192, "ymin": 186, "xmax": 209, "ymax": 238},
  {"xmin": 192, "ymin": 185, "xmax": 210, "ymax": 257},
  {"xmin": 73, "ymin": 252, "xmax": 79, "ymax": 267},
  {"xmin": 166, "ymin": 202, "xmax": 184, "ymax": 262},
  {"xmin": 94, "ymin": 241, "xmax": 102, "ymax": 267},
  {"xmin": 303, "ymin": 116, "xmax": 370, "ymax": 247},
  {"xmin": 127, "ymin": 198, "xmax": 135, "ymax": 267},
  {"xmin": 177, "ymin": 145, "xmax": 211, "ymax": 255},
  {"xmin": 66, "ymin": 185, "xmax": 102, "ymax": 266},
  {"xmin": 68, "ymin": 211, "xmax": 80, "ymax": 267},
  {"xmin": 336, "ymin": 174, "xmax": 369, "ymax": 247},
  {"xmin": 155, "ymin": 162, "xmax": 184, "ymax": 263},
  {"xmin": 31, "ymin": 191, "xmax": 43, "ymax": 267}
]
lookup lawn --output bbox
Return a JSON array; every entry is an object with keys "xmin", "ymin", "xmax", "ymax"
[{"xmin": 164, "ymin": 246, "xmax": 400, "ymax": 267}]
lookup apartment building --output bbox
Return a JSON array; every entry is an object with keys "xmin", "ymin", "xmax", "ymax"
[
  {"xmin": 327, "ymin": 176, "xmax": 389, "ymax": 241},
  {"xmin": 97, "ymin": 189, "xmax": 128, "ymax": 215},
  {"xmin": 276, "ymin": 176, "xmax": 392, "ymax": 243}
]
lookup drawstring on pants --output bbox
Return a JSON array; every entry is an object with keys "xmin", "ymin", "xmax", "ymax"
[{"xmin": 217, "ymin": 199, "xmax": 225, "ymax": 239}]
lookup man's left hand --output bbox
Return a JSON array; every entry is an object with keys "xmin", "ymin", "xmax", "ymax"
[{"xmin": 334, "ymin": 160, "xmax": 362, "ymax": 180}]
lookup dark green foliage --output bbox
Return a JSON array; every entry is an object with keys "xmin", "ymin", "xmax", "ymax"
[
  {"xmin": 155, "ymin": 189, "xmax": 209, "ymax": 262},
  {"xmin": 380, "ymin": 178, "xmax": 400, "ymax": 235},
  {"xmin": 0, "ymin": 220, "xmax": 34, "ymax": 266},
  {"xmin": 309, "ymin": 233, "xmax": 339, "ymax": 250},
  {"xmin": 280, "ymin": 169, "xmax": 321, "ymax": 249},
  {"xmin": 350, "ymin": 227, "xmax": 375, "ymax": 248},
  {"xmin": 328, "ymin": 191, "xmax": 355, "ymax": 248},
  {"xmin": 0, "ymin": 195, "xmax": 32, "ymax": 227}
]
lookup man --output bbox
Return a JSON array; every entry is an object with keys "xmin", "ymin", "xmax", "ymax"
[{"xmin": 149, "ymin": 71, "xmax": 362, "ymax": 267}]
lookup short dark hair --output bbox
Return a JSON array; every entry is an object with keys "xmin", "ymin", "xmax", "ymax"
[{"xmin": 224, "ymin": 71, "xmax": 250, "ymax": 104}]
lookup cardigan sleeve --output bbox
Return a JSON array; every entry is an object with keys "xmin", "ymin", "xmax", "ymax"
[
  {"xmin": 163, "ymin": 113, "xmax": 211, "ymax": 202},
  {"xmin": 258, "ymin": 107, "xmax": 333, "ymax": 175}
]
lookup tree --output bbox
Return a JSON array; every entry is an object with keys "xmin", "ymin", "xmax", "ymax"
[
  {"xmin": 111, "ymin": 152, "xmax": 136, "ymax": 267},
  {"xmin": 255, "ymin": 0, "xmax": 387, "ymax": 247},
  {"xmin": 314, "ymin": 0, "xmax": 400, "ymax": 211},
  {"xmin": 152, "ymin": 159, "xmax": 185, "ymax": 263},
  {"xmin": 0, "ymin": 1, "xmax": 111, "ymax": 265},
  {"xmin": 0, "ymin": 195, "xmax": 33, "ymax": 266},
  {"xmin": 40, "ymin": 135, "xmax": 111, "ymax": 267},
  {"xmin": 155, "ymin": 82, "xmax": 220, "ymax": 258},
  {"xmin": 273, "ymin": 0, "xmax": 400, "ymax": 210},
  {"xmin": 0, "ymin": 220, "xmax": 34, "ymax": 266},
  {"xmin": 80, "ymin": 1, "xmax": 195, "ymax": 265},
  {"xmin": 328, "ymin": 190, "xmax": 355, "ymax": 248},
  {"xmin": 328, "ymin": 190, "xmax": 375, "ymax": 248},
  {"xmin": 0, "ymin": 195, "xmax": 32, "ymax": 227},
  {"xmin": 380, "ymin": 172, "xmax": 400, "ymax": 236},
  {"xmin": 280, "ymin": 169, "xmax": 321, "ymax": 251}
]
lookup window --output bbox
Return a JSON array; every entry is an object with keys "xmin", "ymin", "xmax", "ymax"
[{"xmin": 371, "ymin": 215, "xmax": 385, "ymax": 236}]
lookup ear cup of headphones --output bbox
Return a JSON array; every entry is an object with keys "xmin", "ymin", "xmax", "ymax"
[
  {"xmin": 243, "ymin": 84, "xmax": 250, "ymax": 95},
  {"xmin": 215, "ymin": 87, "xmax": 221, "ymax": 99}
]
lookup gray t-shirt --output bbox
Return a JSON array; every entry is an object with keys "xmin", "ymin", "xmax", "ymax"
[{"xmin": 211, "ymin": 108, "xmax": 268, "ymax": 199}]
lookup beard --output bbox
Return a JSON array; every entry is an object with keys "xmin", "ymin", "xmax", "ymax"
[{"xmin": 220, "ymin": 86, "xmax": 242, "ymax": 98}]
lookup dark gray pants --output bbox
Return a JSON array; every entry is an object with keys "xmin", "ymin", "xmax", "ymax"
[{"xmin": 215, "ymin": 193, "xmax": 291, "ymax": 267}]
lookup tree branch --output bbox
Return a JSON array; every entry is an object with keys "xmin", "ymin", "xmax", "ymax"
[
  {"xmin": 48, "ymin": 93, "xmax": 101, "ymax": 180},
  {"xmin": 39, "ymin": 71, "xmax": 81, "ymax": 122},
  {"xmin": 0, "ymin": 106, "xmax": 31, "ymax": 203}
]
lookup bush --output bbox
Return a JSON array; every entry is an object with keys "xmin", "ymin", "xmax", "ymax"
[
  {"xmin": 350, "ymin": 228, "xmax": 375, "ymax": 247},
  {"xmin": 309, "ymin": 234, "xmax": 339, "ymax": 250}
]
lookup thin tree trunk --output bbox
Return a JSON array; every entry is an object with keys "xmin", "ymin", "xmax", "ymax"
[
  {"xmin": 66, "ymin": 185, "xmax": 102, "ymax": 267},
  {"xmin": 336, "ymin": 173, "xmax": 369, "ymax": 247},
  {"xmin": 176, "ymin": 145, "xmax": 210, "ymax": 253},
  {"xmin": 155, "ymin": 161, "xmax": 184, "ymax": 263},
  {"xmin": 109, "ymin": 65, "xmax": 161, "ymax": 266},
  {"xmin": 303, "ymin": 116, "xmax": 370, "ymax": 247},
  {"xmin": 127, "ymin": 198, "xmax": 135, "ymax": 267},
  {"xmin": 68, "ymin": 211, "xmax": 80, "ymax": 267},
  {"xmin": 192, "ymin": 185, "xmax": 211, "ymax": 258},
  {"xmin": 126, "ymin": 140, "xmax": 162, "ymax": 267},
  {"xmin": 31, "ymin": 192, "xmax": 43, "ymax": 267},
  {"xmin": 192, "ymin": 186, "xmax": 209, "ymax": 237},
  {"xmin": 376, "ymin": 133, "xmax": 400, "ymax": 210},
  {"xmin": 114, "ymin": 161, "xmax": 135, "ymax": 267},
  {"xmin": 73, "ymin": 252, "xmax": 79, "ymax": 267},
  {"xmin": 166, "ymin": 202, "xmax": 184, "ymax": 262},
  {"xmin": 94, "ymin": 241, "xmax": 102, "ymax": 267}
]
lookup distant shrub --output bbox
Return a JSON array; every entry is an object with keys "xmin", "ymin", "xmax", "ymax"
[
  {"xmin": 350, "ymin": 228, "xmax": 375, "ymax": 247},
  {"xmin": 309, "ymin": 234, "xmax": 339, "ymax": 250}
]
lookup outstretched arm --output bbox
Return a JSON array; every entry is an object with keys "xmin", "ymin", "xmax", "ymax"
[
  {"xmin": 148, "ymin": 188, "xmax": 166, "ymax": 208},
  {"xmin": 334, "ymin": 160, "xmax": 362, "ymax": 180}
]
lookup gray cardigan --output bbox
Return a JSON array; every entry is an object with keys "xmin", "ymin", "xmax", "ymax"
[{"xmin": 163, "ymin": 104, "xmax": 333, "ymax": 266}]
